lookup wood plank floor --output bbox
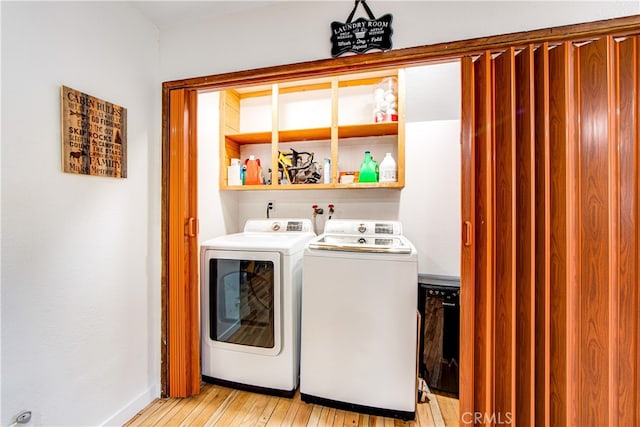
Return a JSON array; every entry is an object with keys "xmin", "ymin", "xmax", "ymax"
[{"xmin": 124, "ymin": 383, "xmax": 459, "ymax": 426}]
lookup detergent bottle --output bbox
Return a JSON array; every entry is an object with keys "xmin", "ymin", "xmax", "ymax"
[
  {"xmin": 244, "ymin": 155, "xmax": 263, "ymax": 185},
  {"xmin": 379, "ymin": 153, "xmax": 397, "ymax": 182},
  {"xmin": 358, "ymin": 151, "xmax": 378, "ymax": 183}
]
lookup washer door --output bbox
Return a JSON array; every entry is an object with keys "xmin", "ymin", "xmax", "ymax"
[{"xmin": 202, "ymin": 249, "xmax": 281, "ymax": 356}]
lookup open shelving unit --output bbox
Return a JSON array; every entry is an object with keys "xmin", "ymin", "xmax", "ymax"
[{"xmin": 219, "ymin": 69, "xmax": 405, "ymax": 190}]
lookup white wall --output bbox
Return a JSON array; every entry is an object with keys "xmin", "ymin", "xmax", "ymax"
[
  {"xmin": 159, "ymin": 1, "xmax": 639, "ymax": 81},
  {"xmin": 1, "ymin": 2, "xmax": 160, "ymax": 426}
]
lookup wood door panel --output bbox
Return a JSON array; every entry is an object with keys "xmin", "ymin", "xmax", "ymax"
[
  {"xmin": 472, "ymin": 51, "xmax": 494, "ymax": 419},
  {"xmin": 576, "ymin": 36, "xmax": 614, "ymax": 427},
  {"xmin": 492, "ymin": 47, "xmax": 516, "ymax": 423},
  {"xmin": 459, "ymin": 56, "xmax": 476, "ymax": 425},
  {"xmin": 614, "ymin": 35, "xmax": 639, "ymax": 427},
  {"xmin": 533, "ymin": 43, "xmax": 551, "ymax": 427},
  {"xmin": 514, "ymin": 45, "xmax": 536, "ymax": 427},
  {"xmin": 167, "ymin": 88, "xmax": 200, "ymax": 398},
  {"xmin": 547, "ymin": 42, "xmax": 575, "ymax": 427}
]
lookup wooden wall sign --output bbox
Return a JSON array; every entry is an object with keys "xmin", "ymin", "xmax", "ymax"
[
  {"xmin": 61, "ymin": 86, "xmax": 127, "ymax": 178},
  {"xmin": 330, "ymin": 0, "xmax": 393, "ymax": 57}
]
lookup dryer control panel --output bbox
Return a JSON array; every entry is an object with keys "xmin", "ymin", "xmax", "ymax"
[{"xmin": 244, "ymin": 218, "xmax": 313, "ymax": 233}]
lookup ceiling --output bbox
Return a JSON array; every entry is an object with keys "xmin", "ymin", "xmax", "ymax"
[{"xmin": 128, "ymin": 1, "xmax": 281, "ymax": 30}]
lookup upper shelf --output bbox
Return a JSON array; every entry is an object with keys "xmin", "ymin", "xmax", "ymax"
[{"xmin": 225, "ymin": 122, "xmax": 399, "ymax": 145}]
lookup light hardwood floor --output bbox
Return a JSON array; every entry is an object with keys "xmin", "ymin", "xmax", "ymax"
[{"xmin": 124, "ymin": 383, "xmax": 459, "ymax": 427}]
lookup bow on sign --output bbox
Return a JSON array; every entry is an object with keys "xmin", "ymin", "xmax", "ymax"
[{"xmin": 330, "ymin": 0, "xmax": 393, "ymax": 57}]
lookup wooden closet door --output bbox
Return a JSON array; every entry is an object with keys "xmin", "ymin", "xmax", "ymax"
[
  {"xmin": 460, "ymin": 33, "xmax": 640, "ymax": 426},
  {"xmin": 165, "ymin": 88, "xmax": 200, "ymax": 398}
]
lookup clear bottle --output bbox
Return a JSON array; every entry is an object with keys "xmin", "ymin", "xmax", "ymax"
[
  {"xmin": 358, "ymin": 151, "xmax": 378, "ymax": 183},
  {"xmin": 323, "ymin": 158, "xmax": 331, "ymax": 184},
  {"xmin": 373, "ymin": 77, "xmax": 398, "ymax": 123},
  {"xmin": 379, "ymin": 152, "xmax": 397, "ymax": 183}
]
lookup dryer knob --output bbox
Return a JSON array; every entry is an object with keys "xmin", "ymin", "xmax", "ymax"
[
  {"xmin": 358, "ymin": 224, "xmax": 367, "ymax": 233},
  {"xmin": 272, "ymin": 223, "xmax": 281, "ymax": 231},
  {"xmin": 358, "ymin": 237, "xmax": 367, "ymax": 244}
]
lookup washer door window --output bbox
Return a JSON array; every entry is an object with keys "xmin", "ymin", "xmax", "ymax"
[{"xmin": 204, "ymin": 250, "xmax": 281, "ymax": 356}]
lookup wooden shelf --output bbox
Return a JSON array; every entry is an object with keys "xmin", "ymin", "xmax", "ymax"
[
  {"xmin": 225, "ymin": 131, "xmax": 271, "ymax": 145},
  {"xmin": 219, "ymin": 69, "xmax": 405, "ymax": 190},
  {"xmin": 225, "ymin": 122, "xmax": 397, "ymax": 145},
  {"xmin": 338, "ymin": 122, "xmax": 398, "ymax": 139},
  {"xmin": 221, "ymin": 181, "xmax": 404, "ymax": 191}
]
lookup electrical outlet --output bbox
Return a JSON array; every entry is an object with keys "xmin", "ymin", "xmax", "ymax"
[{"xmin": 16, "ymin": 410, "xmax": 32, "ymax": 424}]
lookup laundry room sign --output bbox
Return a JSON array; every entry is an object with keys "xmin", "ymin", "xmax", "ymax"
[
  {"xmin": 330, "ymin": 0, "xmax": 393, "ymax": 57},
  {"xmin": 61, "ymin": 86, "xmax": 127, "ymax": 178}
]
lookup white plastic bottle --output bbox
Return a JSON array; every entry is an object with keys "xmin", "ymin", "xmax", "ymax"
[
  {"xmin": 227, "ymin": 158, "xmax": 241, "ymax": 186},
  {"xmin": 379, "ymin": 152, "xmax": 397, "ymax": 183},
  {"xmin": 323, "ymin": 158, "xmax": 331, "ymax": 184}
]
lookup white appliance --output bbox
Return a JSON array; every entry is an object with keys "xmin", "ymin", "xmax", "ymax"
[
  {"xmin": 200, "ymin": 218, "xmax": 315, "ymax": 396},
  {"xmin": 300, "ymin": 219, "xmax": 418, "ymax": 420}
]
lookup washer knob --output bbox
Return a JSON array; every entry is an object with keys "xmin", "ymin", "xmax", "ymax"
[
  {"xmin": 358, "ymin": 237, "xmax": 367, "ymax": 244},
  {"xmin": 272, "ymin": 223, "xmax": 281, "ymax": 231},
  {"xmin": 357, "ymin": 224, "xmax": 367, "ymax": 233}
]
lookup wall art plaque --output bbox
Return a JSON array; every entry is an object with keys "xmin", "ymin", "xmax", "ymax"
[
  {"xmin": 330, "ymin": 0, "xmax": 393, "ymax": 57},
  {"xmin": 61, "ymin": 86, "xmax": 127, "ymax": 178}
]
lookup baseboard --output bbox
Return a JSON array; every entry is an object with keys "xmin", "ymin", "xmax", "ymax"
[{"xmin": 100, "ymin": 383, "xmax": 160, "ymax": 426}]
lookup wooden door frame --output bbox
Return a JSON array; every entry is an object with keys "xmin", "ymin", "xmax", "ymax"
[{"xmin": 161, "ymin": 13, "xmax": 640, "ymax": 410}]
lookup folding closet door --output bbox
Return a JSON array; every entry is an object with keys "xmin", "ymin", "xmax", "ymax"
[
  {"xmin": 166, "ymin": 88, "xmax": 200, "ymax": 398},
  {"xmin": 460, "ymin": 34, "xmax": 639, "ymax": 426}
]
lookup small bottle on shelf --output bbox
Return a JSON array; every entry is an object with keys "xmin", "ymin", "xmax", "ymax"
[
  {"xmin": 379, "ymin": 153, "xmax": 397, "ymax": 183},
  {"xmin": 358, "ymin": 151, "xmax": 378, "ymax": 183},
  {"xmin": 227, "ymin": 158, "xmax": 241, "ymax": 186},
  {"xmin": 323, "ymin": 158, "xmax": 331, "ymax": 184},
  {"xmin": 244, "ymin": 155, "xmax": 263, "ymax": 185},
  {"xmin": 373, "ymin": 77, "xmax": 398, "ymax": 123}
]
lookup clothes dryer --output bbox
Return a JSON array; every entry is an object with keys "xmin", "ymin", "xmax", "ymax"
[{"xmin": 200, "ymin": 218, "xmax": 315, "ymax": 396}]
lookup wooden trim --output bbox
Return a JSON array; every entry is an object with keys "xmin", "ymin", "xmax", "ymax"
[
  {"xmin": 271, "ymin": 84, "xmax": 280, "ymax": 188},
  {"xmin": 331, "ymin": 78, "xmax": 339, "ymax": 185},
  {"xmin": 161, "ymin": 85, "xmax": 169, "ymax": 398},
  {"xmin": 634, "ymin": 35, "xmax": 640, "ymax": 427},
  {"xmin": 396, "ymin": 68, "xmax": 406, "ymax": 188},
  {"xmin": 162, "ymin": 16, "xmax": 640, "ymax": 92}
]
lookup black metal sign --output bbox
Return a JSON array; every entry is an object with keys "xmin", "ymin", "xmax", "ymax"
[{"xmin": 330, "ymin": 0, "xmax": 393, "ymax": 57}]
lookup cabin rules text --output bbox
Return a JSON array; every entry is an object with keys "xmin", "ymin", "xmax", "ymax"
[{"xmin": 61, "ymin": 86, "xmax": 127, "ymax": 178}]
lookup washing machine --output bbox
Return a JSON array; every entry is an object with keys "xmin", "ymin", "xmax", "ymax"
[
  {"xmin": 200, "ymin": 218, "xmax": 315, "ymax": 396},
  {"xmin": 300, "ymin": 219, "xmax": 418, "ymax": 420}
]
